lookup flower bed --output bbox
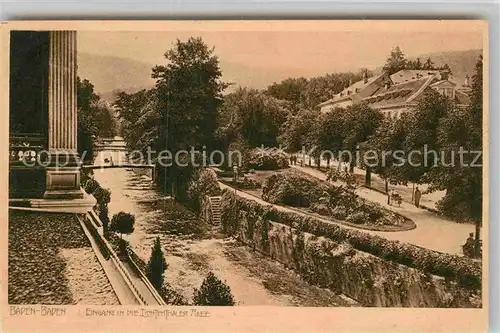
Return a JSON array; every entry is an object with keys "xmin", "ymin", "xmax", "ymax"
[
  {"xmin": 261, "ymin": 170, "xmax": 412, "ymax": 230},
  {"xmin": 220, "ymin": 188, "xmax": 481, "ymax": 291},
  {"xmin": 262, "ymin": 172, "xmax": 328, "ymax": 207}
]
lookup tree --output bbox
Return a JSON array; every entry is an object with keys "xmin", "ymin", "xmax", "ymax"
[
  {"xmin": 341, "ymin": 103, "xmax": 383, "ymax": 172},
  {"xmin": 150, "ymin": 37, "xmax": 229, "ymax": 194},
  {"xmin": 77, "ymin": 77, "xmax": 118, "ymax": 161},
  {"xmin": 407, "ymin": 57, "xmax": 423, "ymax": 70},
  {"xmin": 193, "ymin": 272, "xmax": 235, "ymax": 306},
  {"xmin": 404, "ymin": 89, "xmax": 453, "ymax": 181},
  {"xmin": 266, "ymin": 77, "xmax": 309, "ymax": 111},
  {"xmin": 152, "ymin": 37, "xmax": 229, "ymax": 153},
  {"xmin": 114, "ymin": 89, "xmax": 158, "ymax": 150},
  {"xmin": 218, "ymin": 87, "xmax": 290, "ymax": 148},
  {"xmin": 110, "ymin": 212, "xmax": 135, "ymax": 238},
  {"xmin": 308, "ymin": 108, "xmax": 346, "ymax": 168},
  {"xmin": 278, "ymin": 109, "xmax": 319, "ymax": 153},
  {"xmin": 422, "ymin": 57, "xmax": 435, "ymax": 70},
  {"xmin": 424, "ymin": 56, "xmax": 482, "ymax": 240},
  {"xmin": 382, "ymin": 46, "xmax": 408, "ymax": 75},
  {"xmin": 146, "ymin": 237, "xmax": 168, "ymax": 292},
  {"xmin": 363, "ymin": 117, "xmax": 408, "ymax": 196}
]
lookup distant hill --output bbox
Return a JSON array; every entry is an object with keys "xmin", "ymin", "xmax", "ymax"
[
  {"xmin": 78, "ymin": 49, "xmax": 483, "ymax": 103},
  {"xmin": 408, "ymin": 49, "xmax": 482, "ymax": 85},
  {"xmin": 78, "ymin": 52, "xmax": 316, "ymax": 102},
  {"xmin": 77, "ymin": 52, "xmax": 156, "ymax": 102}
]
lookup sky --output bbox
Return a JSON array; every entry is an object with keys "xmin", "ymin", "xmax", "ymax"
[{"xmin": 76, "ymin": 20, "xmax": 485, "ymax": 90}]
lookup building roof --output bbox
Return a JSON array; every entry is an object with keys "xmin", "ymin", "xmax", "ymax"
[
  {"xmin": 318, "ymin": 73, "xmax": 387, "ymax": 107},
  {"xmin": 430, "ymin": 80, "xmax": 457, "ymax": 88},
  {"xmin": 362, "ymin": 75, "xmax": 435, "ymax": 109},
  {"xmin": 390, "ymin": 70, "xmax": 441, "ymax": 84}
]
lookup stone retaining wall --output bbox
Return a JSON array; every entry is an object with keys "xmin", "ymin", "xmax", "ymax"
[{"xmin": 212, "ymin": 189, "xmax": 482, "ymax": 308}]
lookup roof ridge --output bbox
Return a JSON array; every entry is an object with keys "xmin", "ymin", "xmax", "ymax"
[{"xmin": 406, "ymin": 75, "xmax": 437, "ymax": 103}]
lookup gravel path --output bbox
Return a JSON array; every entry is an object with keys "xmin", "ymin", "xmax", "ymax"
[
  {"xmin": 8, "ymin": 210, "xmax": 119, "ymax": 305},
  {"xmin": 60, "ymin": 248, "xmax": 119, "ymax": 305}
]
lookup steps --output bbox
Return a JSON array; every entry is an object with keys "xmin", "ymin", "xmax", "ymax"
[{"xmin": 208, "ymin": 196, "xmax": 222, "ymax": 225}]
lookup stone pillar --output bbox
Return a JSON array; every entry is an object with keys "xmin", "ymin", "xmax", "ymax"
[{"xmin": 43, "ymin": 31, "xmax": 83, "ymax": 199}]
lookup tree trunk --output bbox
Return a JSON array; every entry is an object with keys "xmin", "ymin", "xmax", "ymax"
[
  {"xmin": 474, "ymin": 220, "xmax": 481, "ymax": 258},
  {"xmin": 308, "ymin": 155, "xmax": 312, "ymax": 166},
  {"xmin": 316, "ymin": 157, "xmax": 321, "ymax": 170},
  {"xmin": 385, "ymin": 179, "xmax": 390, "ymax": 204},
  {"xmin": 349, "ymin": 163, "xmax": 354, "ymax": 173},
  {"xmin": 365, "ymin": 167, "xmax": 371, "ymax": 186}
]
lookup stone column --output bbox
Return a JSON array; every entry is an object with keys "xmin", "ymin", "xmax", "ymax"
[{"xmin": 43, "ymin": 31, "xmax": 83, "ymax": 199}]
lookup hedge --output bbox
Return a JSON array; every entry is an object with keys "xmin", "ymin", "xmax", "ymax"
[{"xmin": 221, "ymin": 188, "xmax": 481, "ymax": 290}]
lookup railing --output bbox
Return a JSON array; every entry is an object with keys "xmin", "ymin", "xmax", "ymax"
[
  {"xmin": 9, "ymin": 134, "xmax": 46, "ymax": 167},
  {"xmin": 84, "ymin": 212, "xmax": 147, "ymax": 305},
  {"xmin": 125, "ymin": 249, "xmax": 167, "ymax": 306},
  {"xmin": 85, "ymin": 211, "xmax": 165, "ymax": 306}
]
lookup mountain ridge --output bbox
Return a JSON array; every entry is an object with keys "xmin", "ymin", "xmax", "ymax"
[{"xmin": 77, "ymin": 49, "xmax": 482, "ymax": 103}]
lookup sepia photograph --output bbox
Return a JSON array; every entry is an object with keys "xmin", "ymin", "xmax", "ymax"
[{"xmin": 1, "ymin": 19, "xmax": 489, "ymax": 332}]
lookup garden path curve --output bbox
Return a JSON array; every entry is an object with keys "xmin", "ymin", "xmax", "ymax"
[
  {"xmin": 220, "ymin": 167, "xmax": 475, "ymax": 255},
  {"xmin": 290, "ymin": 165, "xmax": 476, "ymax": 255}
]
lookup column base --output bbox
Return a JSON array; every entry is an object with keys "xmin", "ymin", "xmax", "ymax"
[
  {"xmin": 43, "ymin": 188, "xmax": 84, "ymax": 200},
  {"xmin": 43, "ymin": 166, "xmax": 83, "ymax": 199},
  {"xmin": 30, "ymin": 190, "xmax": 97, "ymax": 213}
]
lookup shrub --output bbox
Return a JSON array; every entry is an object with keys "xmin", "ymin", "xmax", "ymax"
[
  {"xmin": 93, "ymin": 187, "xmax": 111, "ymax": 206},
  {"xmin": 228, "ymin": 177, "xmax": 262, "ymax": 189},
  {"xmin": 146, "ymin": 237, "xmax": 168, "ymax": 292},
  {"xmin": 110, "ymin": 212, "xmax": 135, "ymax": 238},
  {"xmin": 99, "ymin": 205, "xmax": 110, "ymax": 236},
  {"xmin": 331, "ymin": 206, "xmax": 348, "ymax": 220},
  {"xmin": 310, "ymin": 202, "xmax": 330, "ymax": 215},
  {"xmin": 247, "ymin": 147, "xmax": 289, "ymax": 170},
  {"xmin": 220, "ymin": 188, "xmax": 481, "ymax": 290},
  {"xmin": 262, "ymin": 172, "xmax": 328, "ymax": 207},
  {"xmin": 83, "ymin": 178, "xmax": 100, "ymax": 194},
  {"xmin": 193, "ymin": 272, "xmax": 235, "ymax": 306},
  {"xmin": 346, "ymin": 211, "xmax": 369, "ymax": 225},
  {"xmin": 187, "ymin": 168, "xmax": 221, "ymax": 212},
  {"xmin": 358, "ymin": 201, "xmax": 384, "ymax": 223}
]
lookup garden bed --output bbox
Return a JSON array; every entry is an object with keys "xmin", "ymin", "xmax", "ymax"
[
  {"xmin": 219, "ymin": 189, "xmax": 482, "ymax": 294},
  {"xmin": 239, "ymin": 169, "xmax": 415, "ymax": 232},
  {"xmin": 8, "ymin": 210, "xmax": 119, "ymax": 305}
]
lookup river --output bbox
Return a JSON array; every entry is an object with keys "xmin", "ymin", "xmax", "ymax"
[{"xmin": 93, "ymin": 167, "xmax": 357, "ymax": 306}]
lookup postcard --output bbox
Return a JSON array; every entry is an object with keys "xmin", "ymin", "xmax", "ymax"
[{"xmin": 1, "ymin": 20, "xmax": 489, "ymax": 332}]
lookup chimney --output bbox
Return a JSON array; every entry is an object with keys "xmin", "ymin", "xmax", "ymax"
[
  {"xmin": 464, "ymin": 74, "xmax": 470, "ymax": 87},
  {"xmin": 363, "ymin": 71, "xmax": 368, "ymax": 84}
]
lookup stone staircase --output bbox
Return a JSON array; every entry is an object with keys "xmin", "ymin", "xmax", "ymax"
[{"xmin": 208, "ymin": 196, "xmax": 222, "ymax": 225}]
